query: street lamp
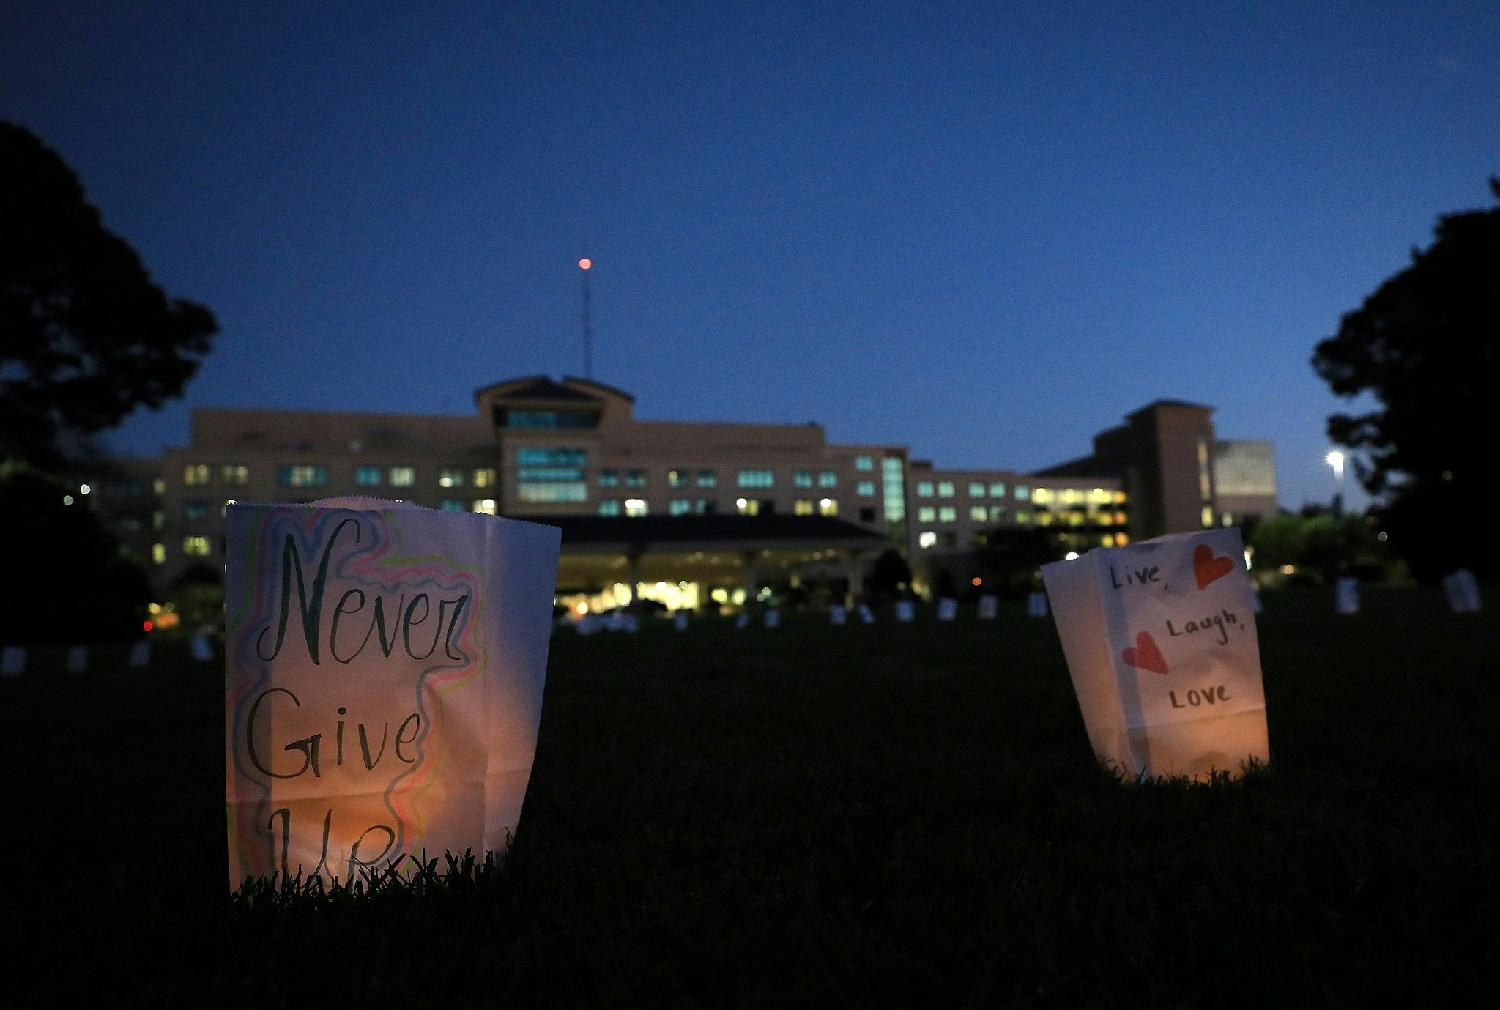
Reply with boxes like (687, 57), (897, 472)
(1325, 450), (1345, 520)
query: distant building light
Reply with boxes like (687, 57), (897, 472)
(1064, 551), (1080, 561)
(971, 577), (982, 587)
(62, 494), (74, 505)
(578, 258), (592, 270)
(79, 484), (91, 495)
(1280, 564), (1296, 575)
(1377, 531), (1388, 542)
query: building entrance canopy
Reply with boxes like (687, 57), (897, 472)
(532, 514), (889, 595)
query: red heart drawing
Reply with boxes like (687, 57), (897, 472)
(1193, 544), (1233, 590)
(1121, 630), (1168, 675)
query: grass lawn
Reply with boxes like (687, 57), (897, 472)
(2, 587), (1496, 1006)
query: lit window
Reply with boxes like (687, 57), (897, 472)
(916, 482), (934, 498)
(598, 499), (621, 516)
(1015, 485), (1030, 501)
(735, 497), (760, 516)
(626, 469), (647, 488)
(855, 455), (874, 471)
(501, 408), (596, 429)
(599, 470), (619, 487)
(625, 498), (648, 518)
(819, 498), (838, 516)
(1032, 488), (1054, 504)
(389, 466), (415, 487)
(793, 470), (813, 488)
(1089, 488), (1113, 505)
(472, 499), (497, 514)
(918, 531), (937, 549)
(438, 468), (465, 489)
(221, 465), (249, 486)
(969, 506), (987, 522)
(667, 469), (688, 488)
(1036, 512), (1054, 526)
(183, 464), (211, 486)
(818, 471), (837, 488)
(278, 465), (329, 488)
(355, 466), (382, 487)
(989, 481), (1006, 497)
(695, 470), (717, 488)
(517, 484), (587, 503)
(440, 500), (465, 512)
(518, 447), (588, 501)
(989, 506), (1007, 522)
(938, 507), (956, 523)
(856, 480), (875, 497)
(918, 506), (936, 522)
(182, 535), (211, 557)
(794, 499), (815, 516)
(473, 468), (496, 488)
(152, 478), (166, 495)
(151, 543), (166, 565)
(183, 500), (210, 521)
(882, 457), (906, 525)
(938, 482), (954, 498)
(737, 469), (774, 488)
(669, 499), (692, 516)
(1202, 506), (1215, 528)
(1015, 510), (1031, 524)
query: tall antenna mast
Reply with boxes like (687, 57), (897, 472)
(578, 256), (593, 379)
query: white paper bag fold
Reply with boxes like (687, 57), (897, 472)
(1442, 570), (1481, 613)
(1041, 528), (1269, 781)
(224, 501), (560, 887)
(1335, 577), (1359, 615)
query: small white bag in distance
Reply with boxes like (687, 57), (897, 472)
(1042, 528), (1269, 781)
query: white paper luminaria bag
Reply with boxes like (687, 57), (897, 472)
(224, 500), (560, 887)
(1041, 528), (1269, 781)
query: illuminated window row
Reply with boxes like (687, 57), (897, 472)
(184, 463), (249, 487)
(916, 481), (1030, 500)
(435, 499), (498, 514)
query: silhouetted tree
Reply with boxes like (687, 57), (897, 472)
(975, 527), (1059, 596)
(0, 471), (150, 644)
(1, 121), (216, 470)
(866, 548), (912, 603)
(1312, 177), (1499, 581)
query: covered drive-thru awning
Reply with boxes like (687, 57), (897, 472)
(521, 514), (891, 602)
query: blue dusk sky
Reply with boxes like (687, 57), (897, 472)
(4, 2), (1498, 512)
